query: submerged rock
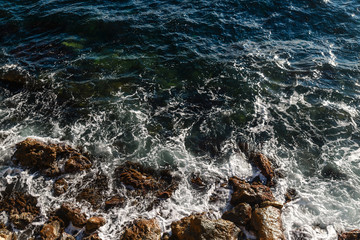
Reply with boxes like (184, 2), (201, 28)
(171, 214), (241, 240)
(251, 206), (285, 240)
(104, 196), (125, 211)
(76, 173), (109, 209)
(57, 203), (87, 228)
(339, 229), (360, 240)
(12, 138), (91, 177)
(39, 220), (61, 240)
(120, 218), (161, 240)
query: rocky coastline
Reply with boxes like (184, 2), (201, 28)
(0, 138), (357, 239)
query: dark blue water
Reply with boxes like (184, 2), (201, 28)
(0, 0), (360, 239)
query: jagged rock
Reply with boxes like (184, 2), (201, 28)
(285, 188), (298, 203)
(222, 203), (252, 227)
(0, 192), (39, 230)
(12, 138), (91, 176)
(260, 201), (283, 209)
(339, 229), (360, 240)
(83, 233), (102, 240)
(64, 153), (92, 173)
(0, 228), (15, 240)
(171, 214), (241, 240)
(59, 204), (87, 228)
(190, 173), (206, 189)
(120, 218), (161, 240)
(53, 178), (69, 196)
(76, 173), (109, 209)
(105, 196), (125, 210)
(10, 211), (35, 229)
(250, 153), (275, 185)
(251, 206), (285, 240)
(114, 161), (179, 199)
(40, 221), (61, 240)
(59, 232), (75, 240)
(85, 217), (106, 233)
(229, 177), (275, 206)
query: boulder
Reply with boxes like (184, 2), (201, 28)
(105, 196), (125, 210)
(64, 153), (92, 173)
(76, 174), (109, 209)
(59, 204), (87, 228)
(249, 153), (275, 185)
(118, 168), (157, 190)
(229, 177), (275, 206)
(222, 202), (252, 227)
(40, 221), (61, 240)
(59, 232), (75, 240)
(83, 233), (102, 240)
(260, 201), (283, 209)
(339, 229), (360, 240)
(12, 138), (92, 176)
(120, 218), (161, 240)
(10, 211), (35, 229)
(0, 228), (15, 240)
(53, 178), (69, 196)
(171, 214), (241, 240)
(251, 206), (285, 240)
(85, 217), (106, 233)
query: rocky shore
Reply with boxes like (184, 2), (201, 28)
(0, 138), (356, 239)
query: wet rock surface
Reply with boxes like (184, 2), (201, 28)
(0, 228), (15, 240)
(120, 218), (161, 240)
(0, 192), (40, 229)
(53, 178), (69, 196)
(39, 220), (61, 240)
(222, 203), (252, 227)
(249, 153), (275, 185)
(339, 229), (360, 240)
(104, 196), (125, 211)
(12, 138), (92, 177)
(57, 203), (87, 228)
(171, 213), (241, 240)
(76, 173), (109, 209)
(85, 217), (106, 233)
(251, 206), (285, 240)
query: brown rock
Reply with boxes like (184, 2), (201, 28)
(40, 221), (61, 240)
(285, 188), (298, 203)
(339, 229), (360, 240)
(59, 204), (87, 227)
(13, 138), (57, 174)
(76, 174), (109, 209)
(64, 153), (92, 173)
(120, 218), (161, 240)
(260, 201), (283, 209)
(105, 196), (125, 210)
(59, 232), (75, 240)
(250, 153), (275, 185)
(0, 228), (14, 240)
(251, 206), (285, 240)
(54, 178), (69, 196)
(83, 233), (102, 240)
(222, 202), (252, 227)
(10, 211), (35, 229)
(171, 214), (241, 240)
(229, 178), (275, 206)
(119, 168), (157, 190)
(85, 217), (106, 233)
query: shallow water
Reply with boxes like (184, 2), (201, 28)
(1, 0), (360, 239)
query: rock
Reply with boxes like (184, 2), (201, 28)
(0, 228), (14, 240)
(222, 202), (252, 227)
(105, 196), (125, 210)
(285, 188), (298, 203)
(76, 173), (109, 209)
(40, 221), (61, 240)
(229, 177), (275, 206)
(53, 178), (69, 196)
(64, 153), (92, 173)
(251, 206), (285, 240)
(250, 153), (275, 185)
(83, 233), (102, 240)
(12, 138), (91, 176)
(10, 211), (35, 229)
(120, 218), (161, 240)
(59, 232), (75, 240)
(171, 214), (241, 240)
(85, 217), (106, 233)
(260, 201), (283, 209)
(190, 173), (206, 189)
(339, 229), (360, 240)
(119, 168), (157, 190)
(59, 204), (87, 228)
